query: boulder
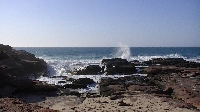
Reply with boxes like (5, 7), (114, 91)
(101, 58), (137, 75)
(101, 58), (128, 65)
(71, 58), (137, 75)
(62, 78), (95, 89)
(72, 65), (101, 75)
(73, 78), (95, 84)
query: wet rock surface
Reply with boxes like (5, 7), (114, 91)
(72, 65), (101, 75)
(73, 78), (95, 85)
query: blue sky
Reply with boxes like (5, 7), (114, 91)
(0, 0), (200, 47)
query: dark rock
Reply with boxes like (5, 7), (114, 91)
(68, 91), (81, 96)
(11, 78), (34, 90)
(152, 87), (173, 97)
(99, 85), (114, 97)
(164, 87), (174, 96)
(118, 100), (132, 106)
(98, 57), (200, 109)
(144, 58), (185, 66)
(72, 65), (101, 75)
(101, 58), (137, 75)
(110, 95), (123, 100)
(63, 84), (87, 89)
(99, 75), (152, 96)
(0, 44), (47, 78)
(130, 60), (140, 66)
(58, 81), (66, 83)
(0, 44), (12, 51)
(60, 90), (83, 97)
(143, 58), (200, 68)
(0, 51), (9, 60)
(101, 101), (108, 103)
(12, 80), (58, 94)
(71, 58), (137, 75)
(128, 85), (148, 91)
(0, 86), (16, 97)
(101, 58), (128, 65)
(73, 78), (95, 85)
(108, 85), (126, 91)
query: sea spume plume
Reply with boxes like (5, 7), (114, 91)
(115, 43), (131, 61)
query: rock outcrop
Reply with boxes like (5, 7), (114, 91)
(0, 44), (47, 78)
(99, 58), (200, 109)
(143, 58), (200, 68)
(71, 58), (137, 75)
(101, 58), (137, 75)
(62, 78), (95, 89)
(0, 44), (57, 97)
(72, 65), (101, 75)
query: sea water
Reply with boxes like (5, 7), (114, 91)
(15, 46), (200, 93)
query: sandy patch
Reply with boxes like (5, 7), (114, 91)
(36, 94), (197, 112)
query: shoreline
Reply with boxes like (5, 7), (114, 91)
(1, 44), (200, 111)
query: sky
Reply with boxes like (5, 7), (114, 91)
(0, 0), (200, 47)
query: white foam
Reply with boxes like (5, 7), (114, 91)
(35, 49), (199, 94)
(36, 74), (147, 93)
(131, 53), (186, 62)
(115, 43), (132, 61)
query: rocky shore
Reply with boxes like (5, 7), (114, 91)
(0, 44), (200, 112)
(0, 44), (58, 112)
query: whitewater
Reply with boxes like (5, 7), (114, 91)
(15, 46), (200, 93)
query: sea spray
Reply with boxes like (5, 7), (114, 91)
(14, 47), (199, 94)
(115, 43), (132, 61)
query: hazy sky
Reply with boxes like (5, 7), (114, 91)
(1, 0), (200, 47)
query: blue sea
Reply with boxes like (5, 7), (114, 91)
(14, 47), (200, 93)
(15, 47), (200, 76)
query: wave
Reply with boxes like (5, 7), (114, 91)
(35, 46), (199, 77)
(131, 53), (187, 62)
(36, 49), (199, 94)
(39, 55), (101, 76)
(41, 53), (192, 76)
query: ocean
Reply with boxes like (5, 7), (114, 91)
(15, 47), (200, 76)
(14, 47), (200, 93)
